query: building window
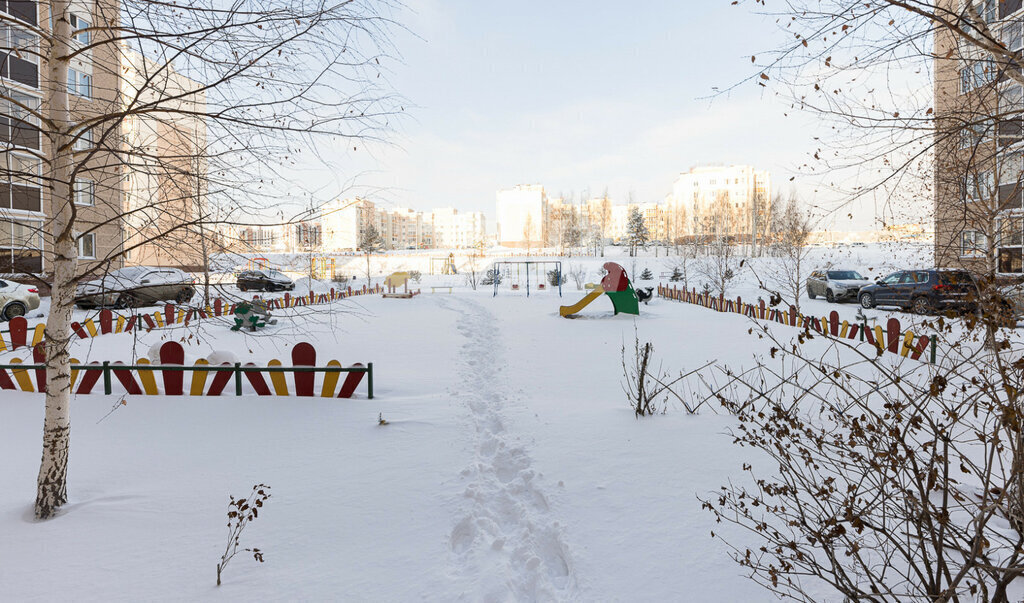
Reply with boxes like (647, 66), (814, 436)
(77, 232), (95, 259)
(998, 216), (1024, 272)
(978, 0), (997, 23)
(965, 169), (994, 202)
(961, 58), (997, 94)
(2, 1), (38, 27)
(961, 229), (987, 257)
(69, 13), (90, 45)
(0, 24), (40, 88)
(0, 217), (42, 273)
(67, 67), (91, 97)
(1000, 85), (1023, 146)
(74, 179), (94, 206)
(0, 88), (40, 150)
(73, 127), (93, 151)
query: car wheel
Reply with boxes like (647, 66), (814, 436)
(2, 301), (26, 321)
(238, 284), (248, 292)
(807, 289), (816, 299)
(175, 288), (194, 304)
(826, 289), (835, 304)
(859, 292), (875, 309)
(912, 296), (932, 315)
(117, 293), (140, 309)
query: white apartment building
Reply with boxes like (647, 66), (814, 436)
(321, 198), (485, 251)
(426, 207), (486, 248)
(669, 165), (771, 240)
(376, 207), (432, 250)
(495, 184), (548, 247)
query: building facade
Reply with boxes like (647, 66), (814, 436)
(933, 0), (1024, 276)
(1, 0), (124, 277)
(120, 49), (207, 270)
(669, 165), (771, 242)
(426, 207), (486, 248)
(495, 184), (548, 248)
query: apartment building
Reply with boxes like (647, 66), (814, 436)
(1, 0), (124, 276)
(120, 49), (207, 270)
(933, 0), (1024, 275)
(495, 184), (548, 248)
(426, 207), (485, 248)
(376, 207), (432, 249)
(669, 165), (771, 242)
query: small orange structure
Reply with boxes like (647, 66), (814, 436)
(383, 272), (414, 298)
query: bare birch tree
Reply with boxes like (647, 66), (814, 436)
(17, 0), (403, 519)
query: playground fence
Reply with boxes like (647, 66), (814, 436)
(657, 284), (938, 364)
(0, 341), (373, 398)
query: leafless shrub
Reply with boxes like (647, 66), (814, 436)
(700, 319), (1024, 601)
(622, 326), (713, 417)
(216, 484), (272, 586)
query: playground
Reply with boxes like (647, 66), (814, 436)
(0, 244), (986, 601)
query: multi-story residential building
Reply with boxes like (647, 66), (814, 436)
(495, 184), (548, 248)
(321, 197), (373, 251)
(1, 1), (124, 276)
(426, 207), (486, 248)
(933, 0), (1024, 275)
(283, 220), (321, 252)
(669, 165), (771, 242)
(120, 49), (207, 270)
(375, 207), (432, 249)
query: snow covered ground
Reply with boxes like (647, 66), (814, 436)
(0, 242), (994, 600)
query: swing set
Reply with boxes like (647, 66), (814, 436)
(491, 260), (562, 298)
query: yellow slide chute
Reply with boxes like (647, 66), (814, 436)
(559, 288), (604, 317)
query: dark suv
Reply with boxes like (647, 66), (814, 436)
(858, 269), (978, 315)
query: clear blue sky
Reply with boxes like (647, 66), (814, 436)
(308, 0), (924, 232)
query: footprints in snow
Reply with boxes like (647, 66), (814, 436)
(443, 297), (574, 598)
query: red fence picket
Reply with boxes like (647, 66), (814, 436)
(338, 363), (366, 398)
(9, 316), (26, 349)
(75, 362), (103, 394)
(32, 343), (45, 392)
(112, 361), (143, 395)
(244, 363), (272, 396)
(292, 342), (316, 397)
(887, 318), (901, 354)
(100, 309), (113, 334)
(206, 363), (234, 396)
(159, 341), (185, 395)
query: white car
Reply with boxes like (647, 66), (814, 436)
(806, 269), (871, 303)
(0, 278), (41, 321)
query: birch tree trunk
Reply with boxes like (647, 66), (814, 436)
(36, 1), (77, 520)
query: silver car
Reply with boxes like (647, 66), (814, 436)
(806, 269), (871, 303)
(0, 278), (41, 320)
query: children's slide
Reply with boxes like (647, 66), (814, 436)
(559, 288), (604, 317)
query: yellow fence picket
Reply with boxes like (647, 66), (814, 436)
(84, 318), (98, 337)
(901, 331), (915, 357)
(9, 358), (33, 392)
(190, 359), (210, 396)
(321, 360), (342, 397)
(267, 359), (289, 395)
(154, 312), (165, 328)
(136, 358), (159, 395)
(70, 357), (80, 390)
(116, 315), (125, 333)
(31, 323), (45, 346)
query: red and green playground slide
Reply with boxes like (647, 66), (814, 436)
(559, 262), (640, 318)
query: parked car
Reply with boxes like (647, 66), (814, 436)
(806, 269), (870, 303)
(236, 269), (295, 292)
(858, 269), (978, 315)
(0, 279), (40, 320)
(75, 266), (196, 309)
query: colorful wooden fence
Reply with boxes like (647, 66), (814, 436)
(0, 341), (373, 398)
(657, 284), (937, 363)
(0, 285), (384, 353)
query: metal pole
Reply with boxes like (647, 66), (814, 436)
(234, 362), (242, 395)
(367, 363), (374, 399)
(102, 361), (111, 395)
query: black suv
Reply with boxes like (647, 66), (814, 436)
(858, 269), (978, 315)
(236, 269), (295, 292)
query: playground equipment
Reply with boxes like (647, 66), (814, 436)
(310, 257), (336, 280)
(491, 260), (562, 298)
(559, 262), (639, 318)
(383, 271), (415, 298)
(430, 253), (458, 275)
(246, 257), (270, 271)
